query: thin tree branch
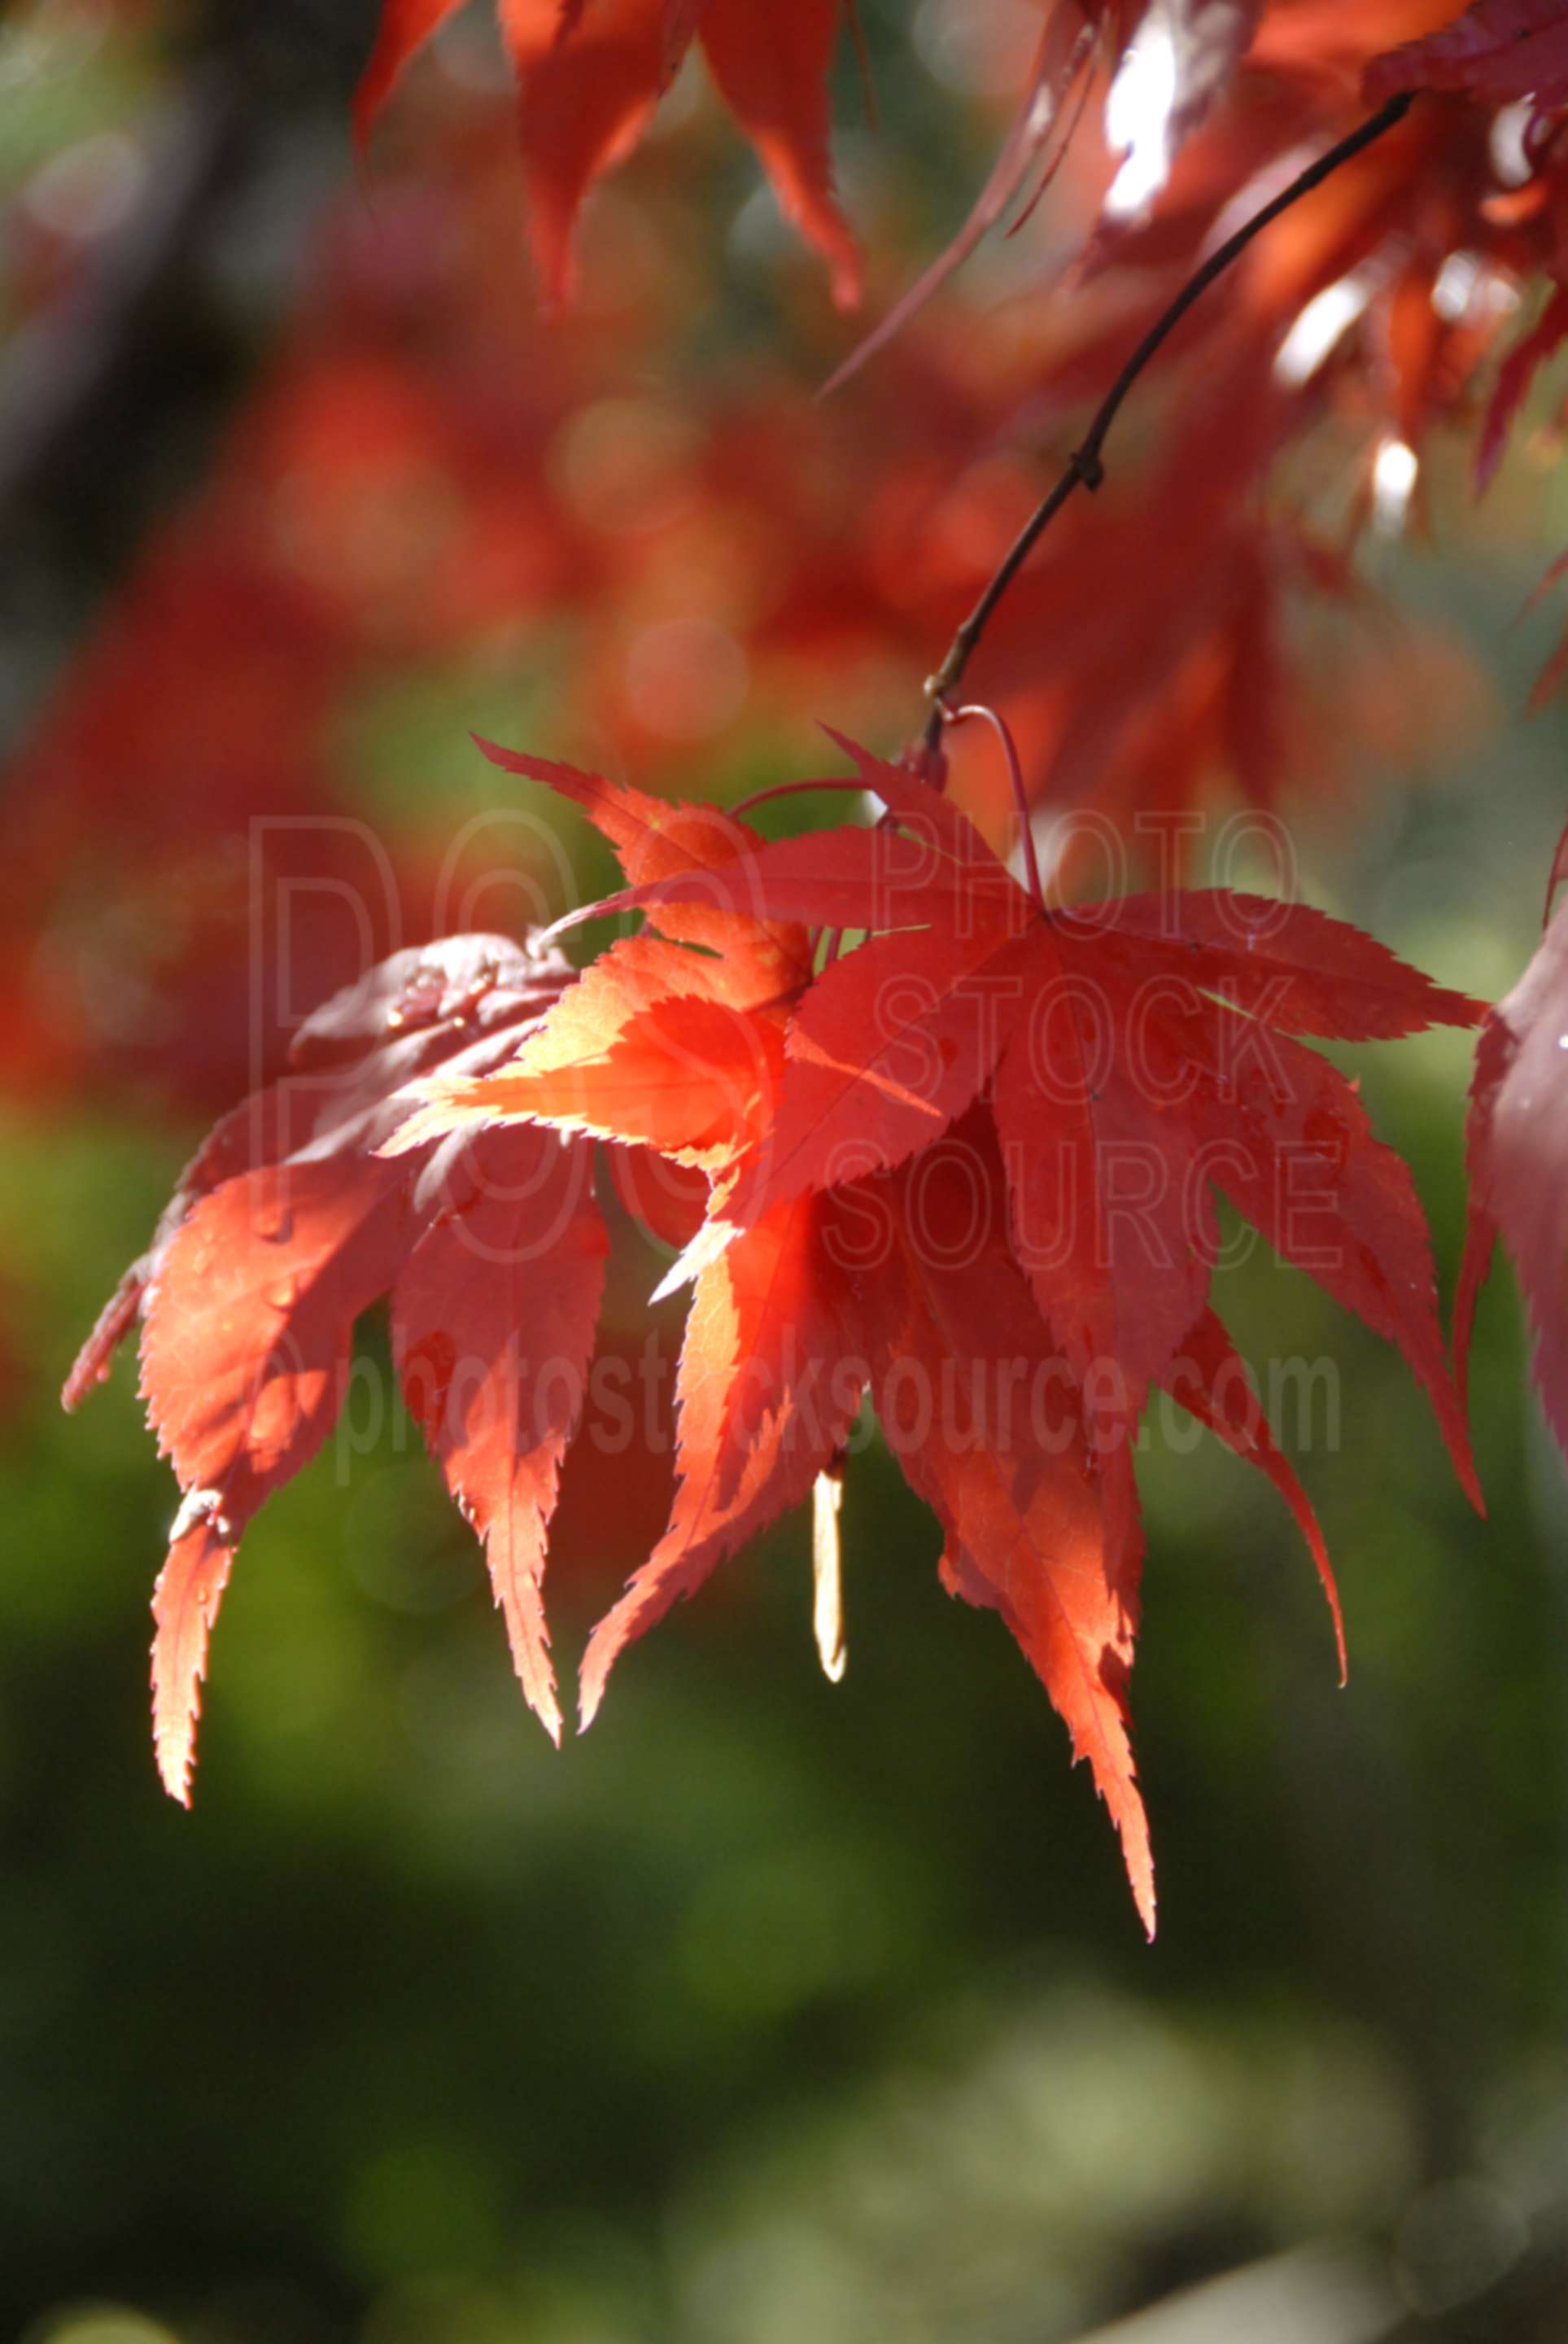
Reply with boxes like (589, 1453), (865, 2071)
(921, 92), (1416, 751)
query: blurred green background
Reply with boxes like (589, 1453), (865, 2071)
(5, 5), (1568, 2342)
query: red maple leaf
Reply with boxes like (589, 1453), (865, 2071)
(1366, 0), (1568, 107)
(389, 735), (1487, 1932)
(63, 934), (605, 1796)
(355, 0), (859, 306)
(575, 736), (1483, 1478)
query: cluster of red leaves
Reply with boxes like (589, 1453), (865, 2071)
(46, 0), (1568, 1931)
(71, 736), (1487, 1931)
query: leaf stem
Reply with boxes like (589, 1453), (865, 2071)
(945, 701), (1046, 912)
(730, 776), (872, 818)
(921, 91), (1415, 751)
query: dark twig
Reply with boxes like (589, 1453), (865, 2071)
(921, 93), (1415, 751)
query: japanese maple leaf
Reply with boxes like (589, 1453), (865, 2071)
(387, 740), (1442, 1935)
(1455, 879), (1568, 1459)
(63, 934), (607, 1797)
(1366, 0), (1568, 107)
(355, 0), (859, 307)
(581, 733), (1485, 1503)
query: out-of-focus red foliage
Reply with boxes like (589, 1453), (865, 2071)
(356, 0), (860, 307)
(11, 5), (1527, 1117)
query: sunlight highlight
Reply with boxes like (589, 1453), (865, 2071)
(813, 1471), (846, 1684)
(1275, 274), (1372, 387)
(1372, 437), (1418, 535)
(1104, 11), (1179, 220)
